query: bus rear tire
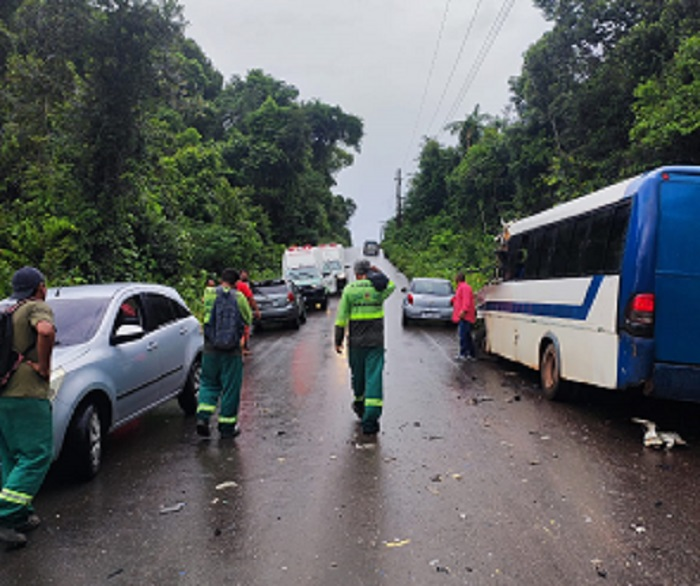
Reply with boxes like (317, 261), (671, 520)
(540, 342), (570, 401)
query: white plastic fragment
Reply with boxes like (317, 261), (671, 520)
(631, 418), (688, 449)
(159, 502), (185, 514)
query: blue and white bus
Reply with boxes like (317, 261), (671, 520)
(480, 166), (700, 402)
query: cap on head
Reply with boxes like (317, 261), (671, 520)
(354, 259), (371, 275)
(11, 266), (46, 300)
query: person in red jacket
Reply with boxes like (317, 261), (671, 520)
(452, 271), (476, 361)
(236, 269), (260, 355)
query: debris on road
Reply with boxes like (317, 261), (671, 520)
(631, 418), (688, 449)
(215, 481), (239, 490)
(355, 442), (376, 450)
(159, 502), (185, 514)
(469, 394), (494, 405)
(384, 538), (411, 548)
(429, 559), (451, 574)
(630, 523), (646, 534)
(591, 559), (607, 578)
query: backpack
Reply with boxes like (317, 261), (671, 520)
(204, 287), (244, 351)
(367, 269), (389, 292)
(0, 301), (31, 389)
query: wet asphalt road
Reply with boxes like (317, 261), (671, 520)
(2, 252), (700, 585)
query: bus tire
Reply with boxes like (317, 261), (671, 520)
(540, 342), (570, 401)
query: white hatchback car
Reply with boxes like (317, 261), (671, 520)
(45, 283), (203, 480)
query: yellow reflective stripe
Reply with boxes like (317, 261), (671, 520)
(197, 404), (216, 413)
(365, 398), (383, 407)
(218, 416), (237, 424)
(350, 312), (384, 320)
(0, 488), (32, 506)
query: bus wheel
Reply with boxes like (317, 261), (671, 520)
(540, 342), (569, 401)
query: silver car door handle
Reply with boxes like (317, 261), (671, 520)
(147, 341), (158, 351)
(179, 326), (188, 335)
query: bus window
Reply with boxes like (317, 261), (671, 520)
(536, 228), (556, 279)
(552, 220), (576, 278)
(583, 208), (614, 274)
(508, 234), (526, 280)
(524, 230), (540, 278)
(604, 201), (631, 272)
(568, 216), (590, 277)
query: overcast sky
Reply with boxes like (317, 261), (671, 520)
(178, 1), (551, 246)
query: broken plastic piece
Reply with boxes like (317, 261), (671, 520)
(631, 418), (688, 449)
(159, 502), (185, 514)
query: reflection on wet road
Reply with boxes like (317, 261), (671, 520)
(2, 253), (700, 585)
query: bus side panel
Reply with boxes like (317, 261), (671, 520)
(616, 178), (659, 388)
(617, 334), (655, 389)
(483, 277), (619, 388)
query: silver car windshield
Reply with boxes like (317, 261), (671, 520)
(48, 298), (111, 346)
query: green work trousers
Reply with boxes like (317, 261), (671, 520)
(0, 397), (53, 529)
(197, 351), (244, 433)
(348, 346), (385, 425)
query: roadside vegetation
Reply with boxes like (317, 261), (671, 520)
(0, 1), (362, 311)
(382, 0), (700, 291)
(2, 2), (699, 306)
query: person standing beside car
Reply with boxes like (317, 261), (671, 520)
(197, 268), (252, 439)
(237, 269), (261, 355)
(0, 267), (56, 550)
(452, 271), (476, 361)
(334, 260), (395, 435)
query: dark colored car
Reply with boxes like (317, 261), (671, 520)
(285, 266), (329, 310)
(363, 240), (380, 256)
(252, 279), (307, 330)
(401, 278), (455, 326)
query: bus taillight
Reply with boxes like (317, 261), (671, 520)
(625, 293), (655, 336)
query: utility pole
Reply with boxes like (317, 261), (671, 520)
(395, 168), (402, 227)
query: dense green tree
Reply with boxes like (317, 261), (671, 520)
(630, 34), (700, 167)
(384, 0), (700, 288)
(0, 0), (363, 302)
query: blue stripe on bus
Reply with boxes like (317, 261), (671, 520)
(482, 275), (604, 320)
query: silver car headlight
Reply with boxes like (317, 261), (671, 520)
(49, 367), (66, 401)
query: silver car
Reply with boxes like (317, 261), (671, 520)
(46, 283), (203, 480)
(401, 278), (455, 326)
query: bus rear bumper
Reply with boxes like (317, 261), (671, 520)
(651, 363), (700, 402)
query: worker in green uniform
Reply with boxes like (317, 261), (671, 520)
(335, 259), (395, 435)
(0, 267), (56, 550)
(196, 268), (252, 439)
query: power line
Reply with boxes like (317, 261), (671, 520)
(425, 0), (484, 138)
(440, 0), (515, 133)
(401, 0), (453, 171)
